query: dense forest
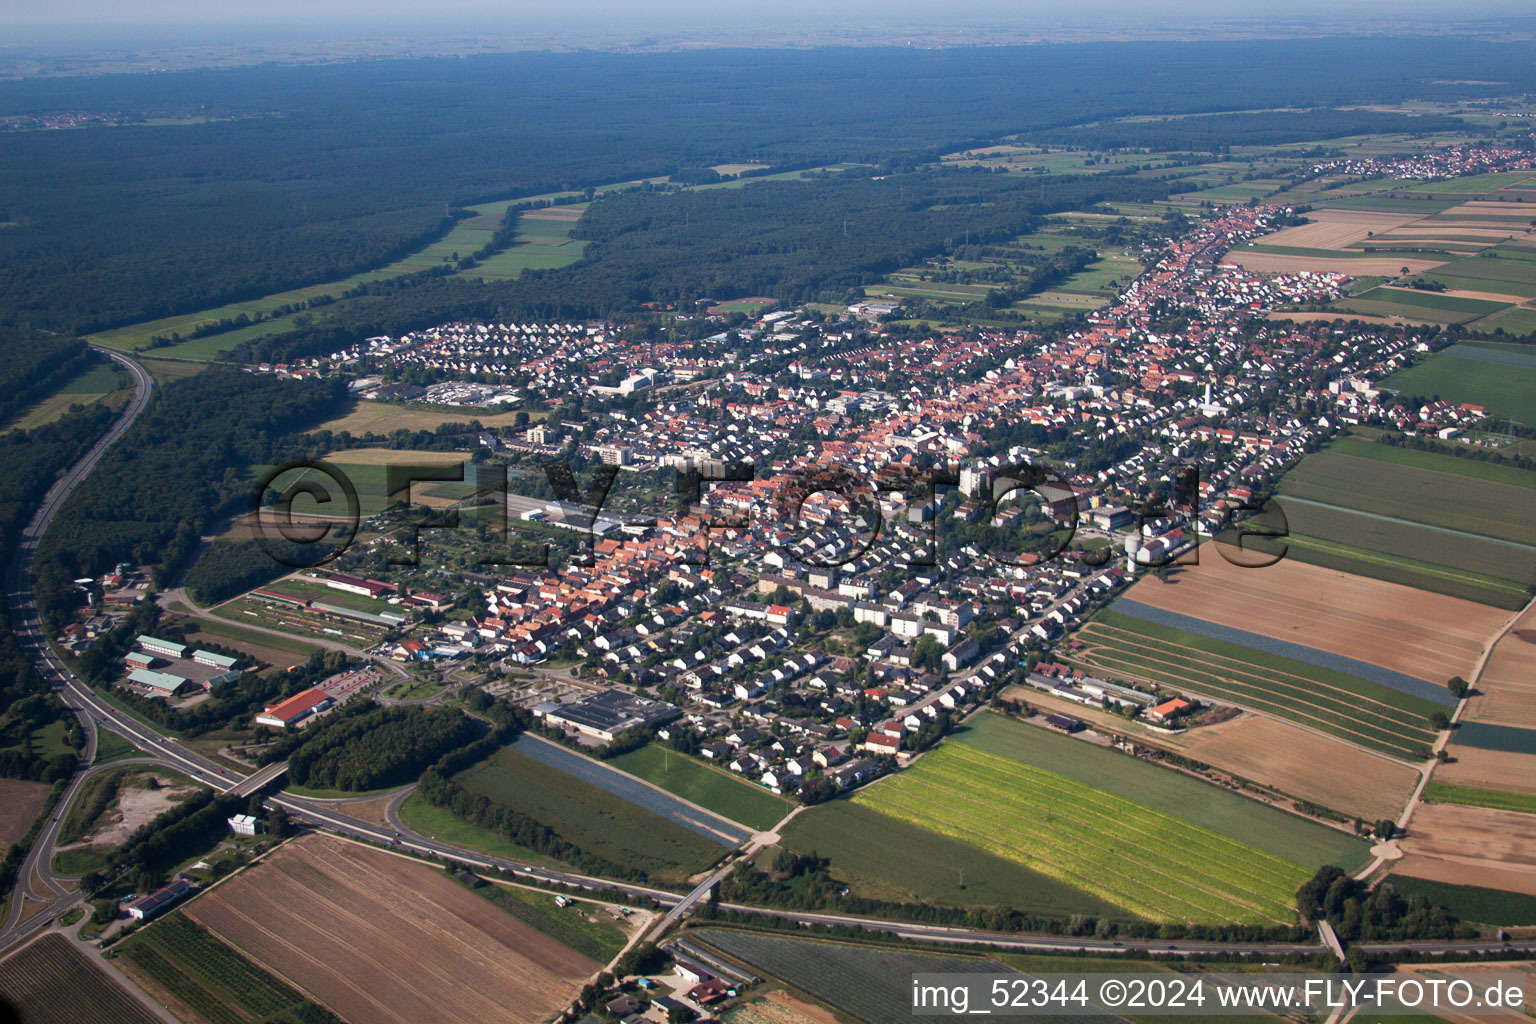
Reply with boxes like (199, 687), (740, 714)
(31, 368), (348, 627)
(183, 537), (340, 606)
(1025, 108), (1472, 153)
(1, 40), (1533, 331)
(284, 706), (481, 792)
(0, 405), (118, 782)
(231, 168), (1170, 363)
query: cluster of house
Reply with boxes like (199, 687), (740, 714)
(1305, 142), (1536, 185)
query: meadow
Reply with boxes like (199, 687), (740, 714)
(607, 743), (795, 831)
(457, 746), (728, 883)
(0, 934), (164, 1024)
(1072, 611), (1441, 759)
(469, 879), (629, 963)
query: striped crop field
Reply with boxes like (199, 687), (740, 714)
(1068, 614), (1440, 760)
(853, 742), (1308, 924)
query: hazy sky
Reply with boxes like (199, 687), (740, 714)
(9, 0), (1535, 29)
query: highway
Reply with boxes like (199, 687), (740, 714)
(1, 347), (1524, 965)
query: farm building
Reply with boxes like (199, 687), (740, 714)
(537, 688), (678, 742)
(324, 573), (395, 598)
(254, 688), (334, 729)
(1043, 713), (1086, 733)
(193, 649), (239, 671)
(1149, 698), (1192, 724)
(250, 588), (307, 609)
(127, 668), (190, 696)
(127, 879), (193, 921)
(137, 635), (187, 659)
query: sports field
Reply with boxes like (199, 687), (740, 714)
(457, 745), (729, 882)
(185, 835), (599, 1024)
(851, 739), (1307, 923)
(0, 934), (163, 1024)
(607, 743), (794, 831)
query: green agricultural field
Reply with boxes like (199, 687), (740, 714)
(1237, 244), (1402, 260)
(607, 744), (793, 831)
(691, 929), (1072, 1024)
(1384, 346), (1536, 435)
(118, 913), (340, 1024)
(1277, 449), (1536, 548)
(1425, 275), (1536, 299)
(1316, 196), (1461, 214)
(1253, 528), (1530, 609)
(1424, 781), (1536, 815)
(456, 747), (726, 883)
(1328, 299), (1478, 325)
(956, 715), (1367, 869)
(1405, 172), (1536, 195)
(778, 799), (1125, 918)
(1170, 182), (1279, 203)
(467, 879), (628, 963)
(1350, 287), (1512, 316)
(0, 934), (164, 1024)
(1073, 611), (1441, 759)
(1477, 305), (1536, 337)
(1322, 436), (1536, 489)
(853, 740), (1309, 923)
(1385, 875), (1536, 926)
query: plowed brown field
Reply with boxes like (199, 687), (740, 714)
(1127, 556), (1504, 686)
(1397, 803), (1536, 896)
(185, 836), (598, 1024)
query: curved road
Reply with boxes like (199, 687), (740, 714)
(5, 347), (1530, 964)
